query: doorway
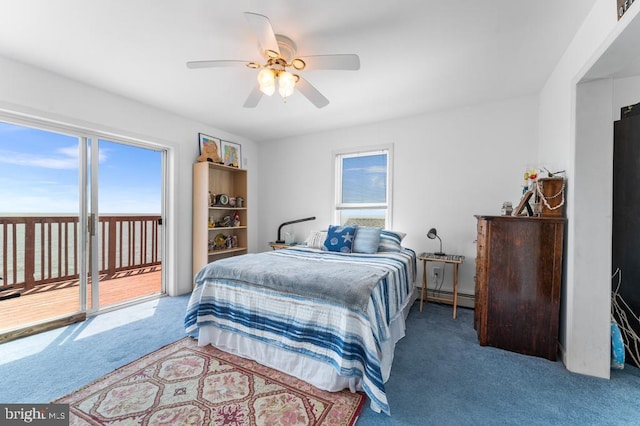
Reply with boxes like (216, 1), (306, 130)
(612, 111), (640, 367)
(0, 120), (166, 340)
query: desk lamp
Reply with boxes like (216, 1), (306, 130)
(276, 216), (316, 243)
(427, 228), (446, 256)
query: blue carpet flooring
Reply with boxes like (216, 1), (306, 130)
(1, 294), (639, 425)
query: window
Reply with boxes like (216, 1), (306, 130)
(334, 145), (392, 228)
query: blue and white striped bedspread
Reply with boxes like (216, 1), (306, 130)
(184, 246), (417, 415)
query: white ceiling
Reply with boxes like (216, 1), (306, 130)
(0, 0), (598, 142)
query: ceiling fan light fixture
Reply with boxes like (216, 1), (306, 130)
(278, 70), (296, 99)
(257, 68), (276, 96)
(291, 58), (306, 70)
(187, 13), (359, 109)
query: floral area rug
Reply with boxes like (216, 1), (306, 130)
(54, 337), (365, 425)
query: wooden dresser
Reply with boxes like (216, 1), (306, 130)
(474, 215), (565, 360)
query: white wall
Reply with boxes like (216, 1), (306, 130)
(0, 55), (259, 297)
(538, 0), (618, 168)
(538, 0), (640, 378)
(613, 75), (640, 117)
(257, 95), (539, 297)
(572, 79), (614, 378)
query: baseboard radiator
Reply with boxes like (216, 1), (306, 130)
(414, 286), (475, 309)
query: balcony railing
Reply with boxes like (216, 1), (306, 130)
(0, 215), (161, 291)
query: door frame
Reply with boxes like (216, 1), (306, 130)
(0, 110), (170, 322)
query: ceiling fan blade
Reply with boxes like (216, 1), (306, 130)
(298, 54), (360, 71)
(243, 86), (263, 108)
(296, 77), (329, 108)
(186, 60), (249, 69)
(244, 12), (280, 56)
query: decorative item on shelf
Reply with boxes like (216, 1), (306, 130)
(501, 202), (513, 216)
(275, 216), (316, 243)
(232, 211), (241, 227)
(236, 197), (244, 208)
(221, 140), (242, 168)
(218, 215), (231, 228)
(208, 191), (215, 206)
(198, 133), (223, 164)
(231, 235), (238, 248)
(229, 197), (236, 207)
(426, 228), (445, 256)
(208, 216), (215, 228)
(214, 233), (227, 249)
(216, 194), (229, 206)
(618, 0), (636, 20)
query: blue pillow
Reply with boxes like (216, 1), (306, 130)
(323, 225), (357, 253)
(353, 226), (382, 254)
(378, 230), (404, 252)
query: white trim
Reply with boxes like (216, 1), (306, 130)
(90, 137), (100, 313)
(78, 137), (89, 313)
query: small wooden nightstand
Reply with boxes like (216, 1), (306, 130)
(268, 242), (298, 250)
(418, 252), (465, 319)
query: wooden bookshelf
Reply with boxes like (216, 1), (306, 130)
(192, 162), (248, 280)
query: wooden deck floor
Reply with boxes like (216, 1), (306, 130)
(0, 266), (162, 338)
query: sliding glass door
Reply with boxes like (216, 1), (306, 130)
(0, 120), (165, 337)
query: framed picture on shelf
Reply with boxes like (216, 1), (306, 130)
(198, 133), (222, 163)
(221, 140), (242, 168)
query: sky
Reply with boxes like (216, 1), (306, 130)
(342, 153), (387, 204)
(0, 120), (384, 217)
(0, 121), (161, 214)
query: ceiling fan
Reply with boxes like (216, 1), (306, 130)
(186, 12), (360, 109)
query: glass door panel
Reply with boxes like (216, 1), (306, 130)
(0, 121), (83, 332)
(91, 139), (163, 310)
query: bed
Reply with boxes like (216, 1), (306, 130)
(184, 230), (416, 415)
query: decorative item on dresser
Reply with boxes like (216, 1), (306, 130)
(474, 215), (565, 360)
(535, 177), (565, 217)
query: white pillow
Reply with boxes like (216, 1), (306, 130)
(304, 231), (328, 249)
